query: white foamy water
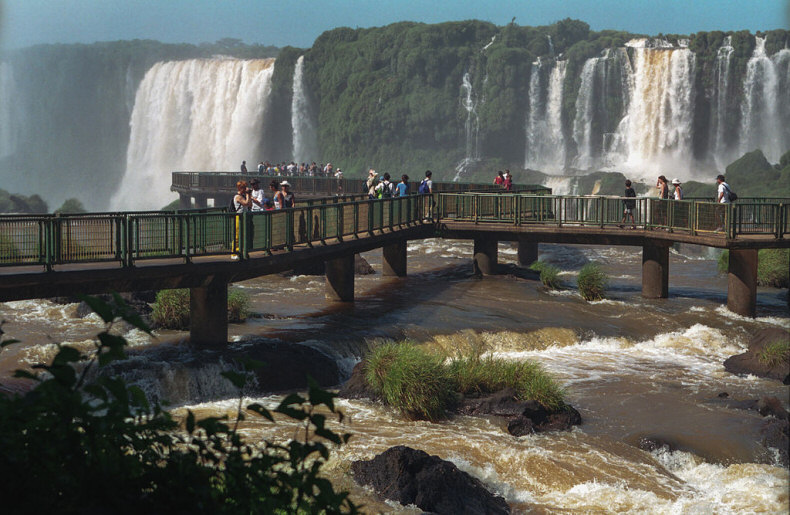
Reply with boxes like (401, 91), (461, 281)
(291, 55), (318, 162)
(113, 58), (275, 210)
(0, 61), (18, 159)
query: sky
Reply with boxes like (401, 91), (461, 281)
(0, 0), (788, 50)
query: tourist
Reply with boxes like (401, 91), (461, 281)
(494, 171), (504, 186)
(672, 178), (683, 200)
(418, 170), (433, 194)
(367, 169), (379, 199)
(335, 168), (343, 193)
(656, 175), (669, 199)
(231, 180), (252, 260)
(240, 160), (248, 174)
(281, 180), (295, 208)
(257, 161), (265, 174)
(619, 179), (637, 229)
(270, 179), (283, 209)
(375, 173), (395, 198)
(250, 179), (264, 211)
(263, 199), (274, 211)
(716, 174), (733, 204)
(504, 170), (513, 192)
(396, 174), (409, 196)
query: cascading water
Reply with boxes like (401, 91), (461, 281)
(112, 58), (275, 210)
(291, 55), (318, 164)
(739, 37), (790, 163)
(709, 36), (735, 167)
(525, 58), (567, 172)
(453, 71), (482, 181)
(0, 62), (17, 160)
(616, 39), (696, 177)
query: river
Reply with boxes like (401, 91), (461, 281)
(0, 239), (787, 512)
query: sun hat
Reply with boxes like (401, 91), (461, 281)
(672, 178), (681, 185)
(280, 180), (290, 187)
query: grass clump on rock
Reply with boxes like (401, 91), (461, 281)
(577, 262), (607, 301)
(758, 340), (790, 368)
(152, 288), (251, 329)
(529, 260), (561, 289)
(363, 342), (565, 421)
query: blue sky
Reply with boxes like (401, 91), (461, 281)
(1, 0), (787, 50)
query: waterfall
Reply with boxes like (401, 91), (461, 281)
(0, 62), (18, 159)
(112, 58), (275, 210)
(616, 40), (696, 176)
(739, 36), (790, 163)
(291, 55), (318, 163)
(709, 36), (735, 167)
(525, 58), (567, 172)
(453, 71), (482, 181)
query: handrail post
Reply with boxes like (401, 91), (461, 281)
(286, 210), (294, 250)
(184, 214), (191, 263)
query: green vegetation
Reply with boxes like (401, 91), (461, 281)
(152, 288), (252, 329)
(717, 249), (790, 288)
(758, 340), (790, 368)
(724, 149), (790, 198)
(363, 342), (565, 421)
(0, 294), (356, 513)
(54, 198), (86, 214)
(0, 188), (48, 213)
(577, 262), (607, 301)
(529, 260), (562, 289)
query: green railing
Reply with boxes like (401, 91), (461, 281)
(0, 195), (433, 269)
(438, 193), (787, 238)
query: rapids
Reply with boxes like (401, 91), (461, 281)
(0, 238), (787, 512)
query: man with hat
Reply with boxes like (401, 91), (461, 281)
(366, 169), (378, 199)
(280, 180), (295, 208)
(671, 178), (683, 200)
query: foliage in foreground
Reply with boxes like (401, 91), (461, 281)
(718, 249), (790, 288)
(577, 262), (608, 301)
(529, 260), (562, 289)
(0, 294), (356, 514)
(152, 288), (251, 329)
(364, 342), (565, 421)
(758, 340), (790, 368)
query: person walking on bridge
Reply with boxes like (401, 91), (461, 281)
(240, 161), (248, 174)
(672, 178), (683, 200)
(619, 179), (637, 229)
(231, 180), (252, 260)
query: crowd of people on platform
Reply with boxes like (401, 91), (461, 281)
(240, 160), (344, 178)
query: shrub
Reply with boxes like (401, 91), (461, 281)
(0, 294), (357, 514)
(151, 289), (190, 329)
(363, 342), (566, 420)
(55, 198), (86, 213)
(529, 260), (562, 289)
(152, 288), (252, 329)
(364, 342), (454, 421)
(577, 262), (607, 301)
(228, 288), (251, 322)
(758, 340), (790, 367)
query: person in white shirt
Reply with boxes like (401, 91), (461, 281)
(671, 178), (683, 200)
(250, 179), (264, 211)
(716, 174), (731, 204)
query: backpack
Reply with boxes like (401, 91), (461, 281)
(724, 184), (738, 202)
(418, 179), (430, 194)
(381, 182), (393, 198)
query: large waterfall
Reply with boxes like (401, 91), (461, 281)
(710, 36), (735, 167)
(454, 71), (482, 181)
(524, 58), (567, 172)
(740, 37), (790, 163)
(291, 56), (318, 163)
(0, 62), (17, 160)
(113, 58), (275, 210)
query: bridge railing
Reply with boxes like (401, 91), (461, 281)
(437, 193), (786, 238)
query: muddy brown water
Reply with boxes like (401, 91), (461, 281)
(1, 239), (788, 512)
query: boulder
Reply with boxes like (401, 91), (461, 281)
(352, 446), (510, 514)
(723, 328), (790, 384)
(336, 361), (378, 400)
(458, 389), (581, 436)
(760, 418), (789, 468)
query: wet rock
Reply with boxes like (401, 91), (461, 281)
(637, 436), (679, 453)
(458, 389), (581, 435)
(336, 361), (378, 400)
(723, 328), (790, 384)
(353, 254), (375, 275)
(757, 396), (789, 420)
(351, 445), (510, 515)
(760, 418), (789, 467)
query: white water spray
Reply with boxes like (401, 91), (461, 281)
(113, 58), (275, 210)
(525, 59), (567, 172)
(0, 62), (18, 159)
(710, 36), (735, 167)
(454, 71), (482, 181)
(291, 55), (318, 163)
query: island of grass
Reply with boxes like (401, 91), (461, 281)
(342, 342), (580, 435)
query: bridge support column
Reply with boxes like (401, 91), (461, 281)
(473, 237), (498, 275)
(190, 281), (228, 346)
(326, 253), (355, 301)
(517, 238), (538, 267)
(194, 195), (208, 208)
(642, 243), (669, 298)
(382, 240), (407, 277)
(727, 249), (758, 317)
(179, 194), (191, 210)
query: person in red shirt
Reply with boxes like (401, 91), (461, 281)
(503, 170), (513, 191)
(494, 171), (505, 186)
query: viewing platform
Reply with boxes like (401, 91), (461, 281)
(0, 174), (787, 344)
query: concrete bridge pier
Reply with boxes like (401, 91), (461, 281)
(326, 253), (355, 301)
(194, 195), (208, 209)
(517, 238), (538, 267)
(382, 240), (408, 277)
(642, 243), (670, 298)
(473, 237), (498, 275)
(727, 249), (758, 317)
(179, 193), (191, 209)
(190, 280), (228, 346)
